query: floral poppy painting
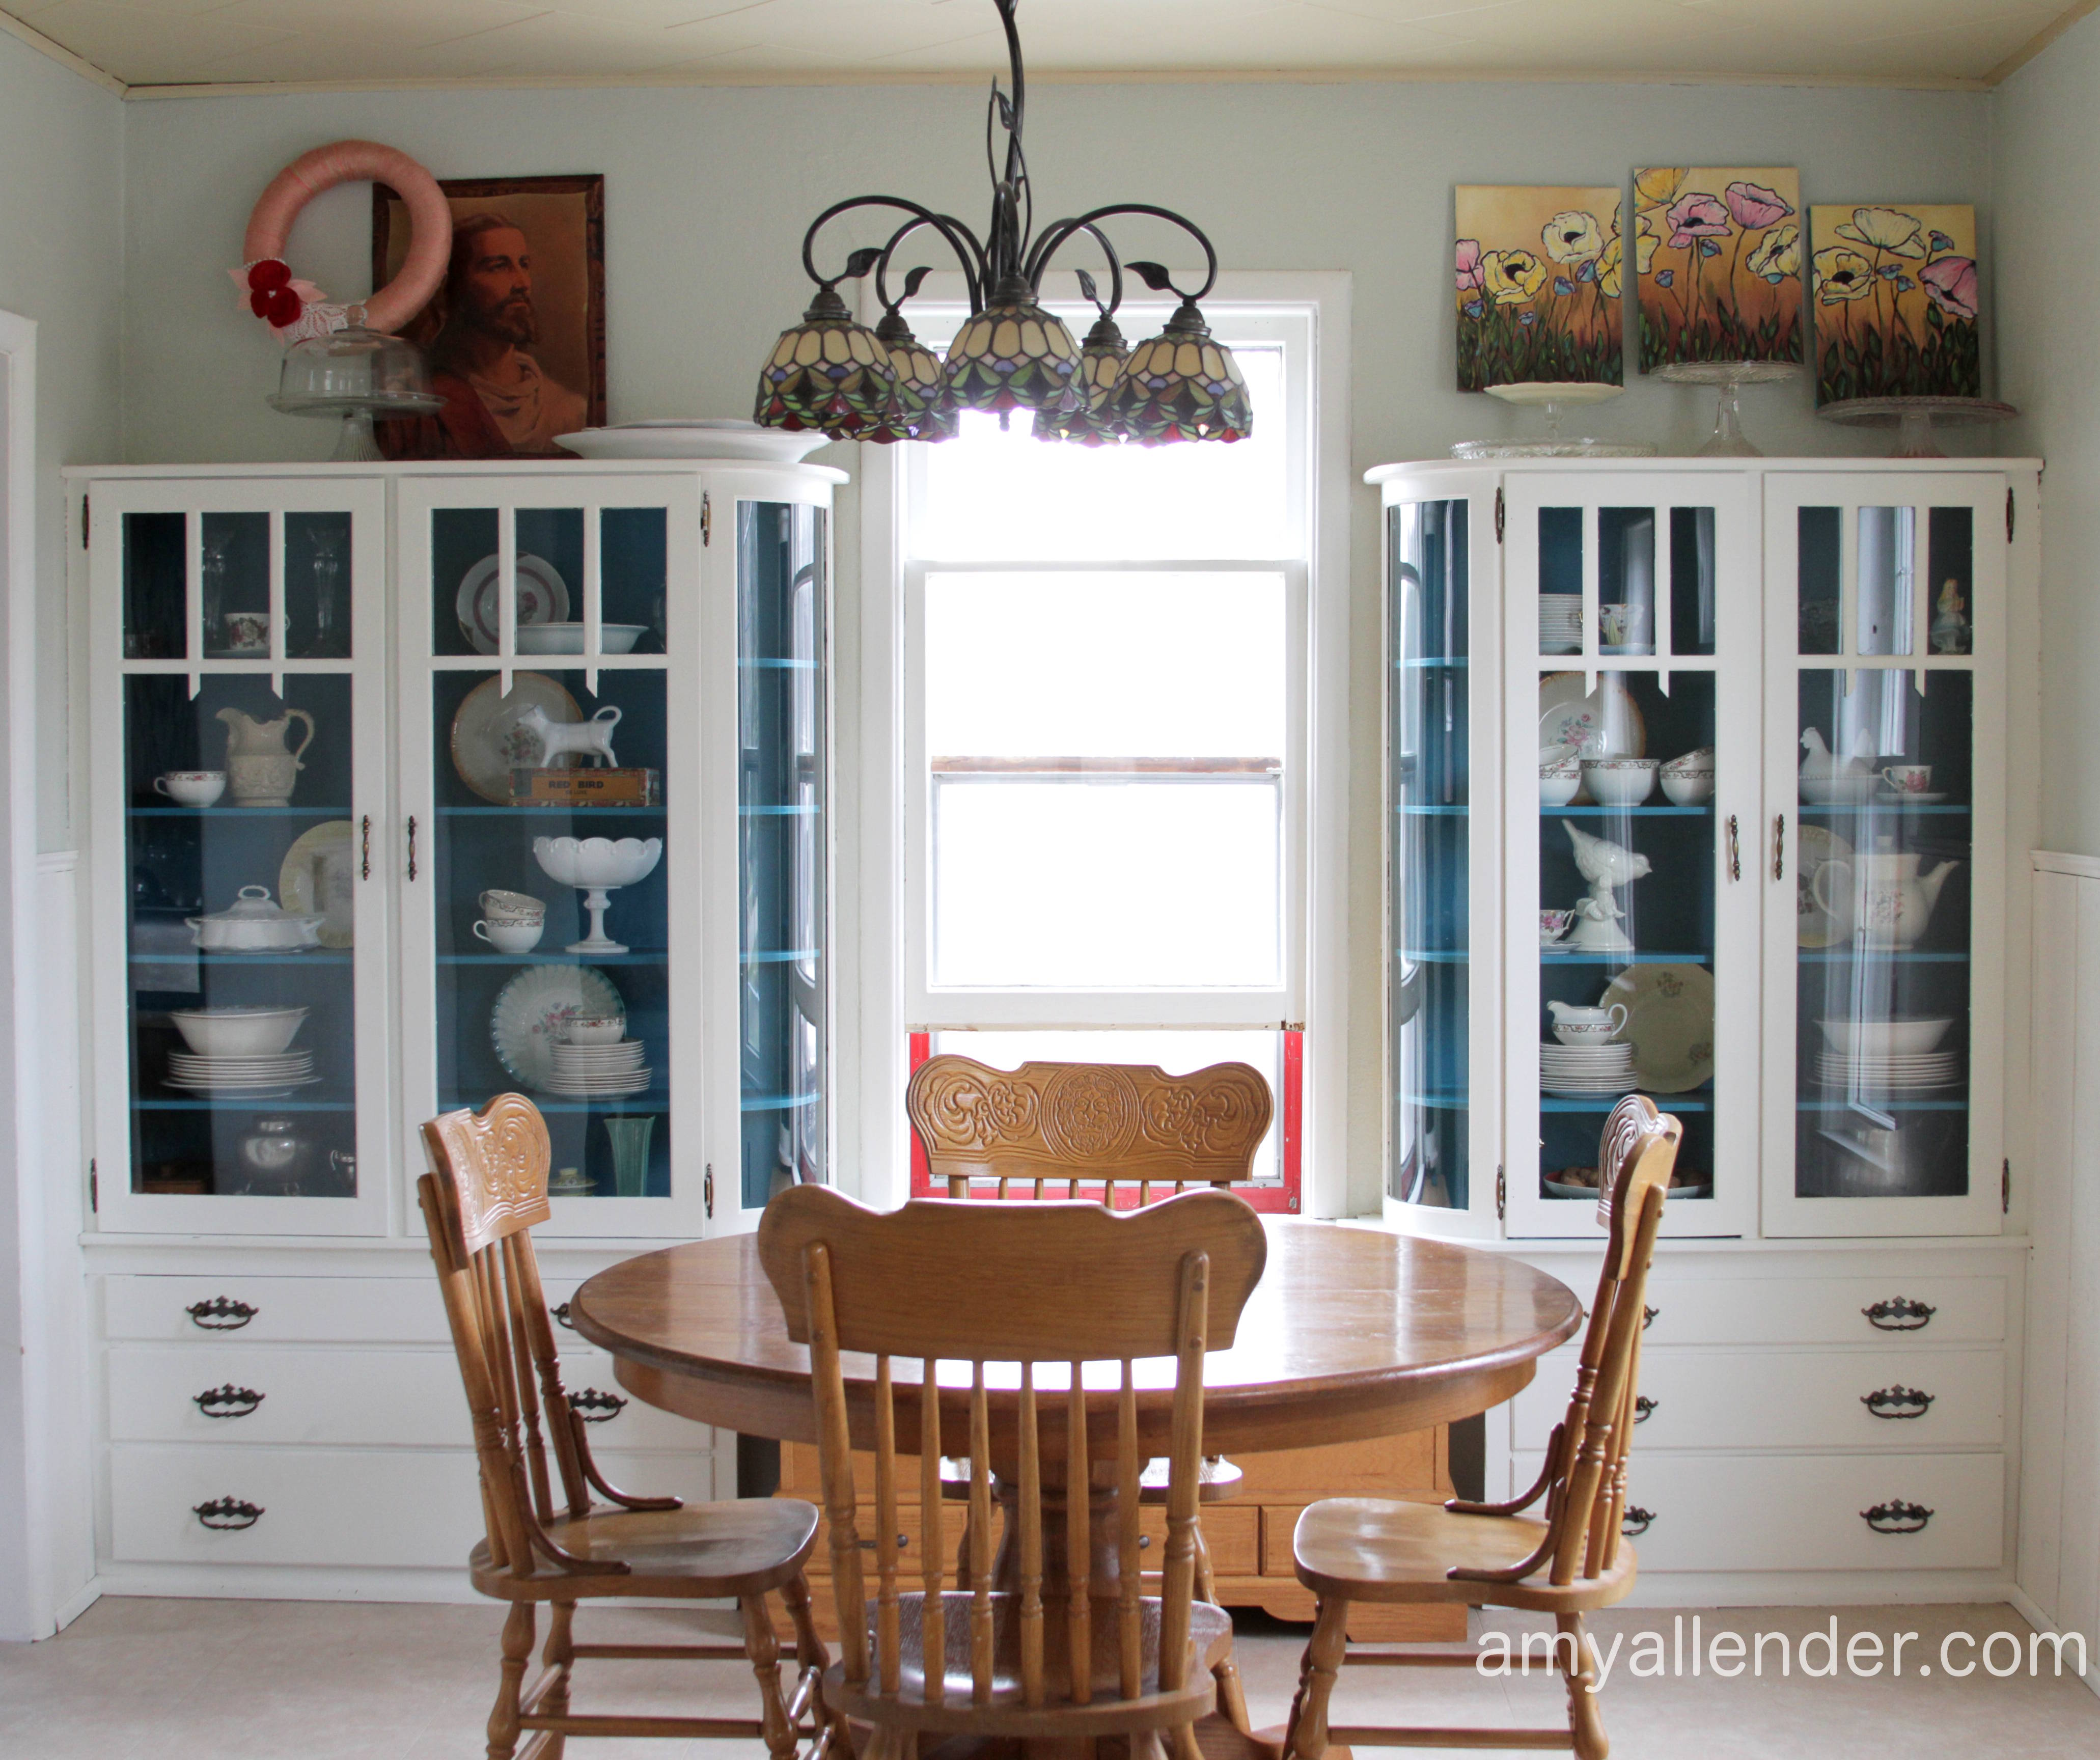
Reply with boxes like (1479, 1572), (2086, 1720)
(1808, 204), (1979, 403)
(1633, 167), (1802, 369)
(1455, 184), (1625, 392)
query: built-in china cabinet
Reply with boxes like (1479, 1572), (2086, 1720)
(1375, 456), (2039, 1605)
(69, 457), (836, 1596)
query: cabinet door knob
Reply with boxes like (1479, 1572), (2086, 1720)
(1621, 1506), (1654, 1537)
(1862, 1297), (1936, 1332)
(193, 1384), (265, 1419)
(1634, 1395), (1658, 1423)
(185, 1297), (257, 1330)
(1862, 1500), (1932, 1535)
(1862, 1385), (1935, 1420)
(570, 1388), (627, 1424)
(194, 1497), (264, 1530)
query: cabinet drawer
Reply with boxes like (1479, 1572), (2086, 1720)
(1148, 1504), (1258, 1577)
(1512, 1349), (2004, 1451)
(1509, 1449), (2003, 1573)
(106, 1345), (712, 1454)
(1232, 1433), (1443, 1500)
(801, 1501), (972, 1580)
(1621, 1276), (2006, 1349)
(107, 1443), (717, 1567)
(105, 1276), (453, 1344)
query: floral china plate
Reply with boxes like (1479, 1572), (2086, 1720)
(490, 965), (624, 1089)
(456, 553), (570, 655)
(450, 672), (584, 805)
(1601, 962), (1714, 1093)
(1538, 672), (1646, 760)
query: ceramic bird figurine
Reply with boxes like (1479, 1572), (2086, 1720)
(1800, 726), (1874, 779)
(1562, 819), (1651, 953)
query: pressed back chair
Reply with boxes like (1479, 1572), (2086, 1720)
(907, 1053), (1274, 1725)
(1280, 1095), (1682, 1760)
(757, 1183), (1268, 1760)
(419, 1094), (834, 1760)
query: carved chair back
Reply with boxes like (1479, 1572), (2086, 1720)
(418, 1094), (603, 1583)
(1535, 1095), (1679, 1586)
(757, 1185), (1267, 1711)
(907, 1055), (1274, 1204)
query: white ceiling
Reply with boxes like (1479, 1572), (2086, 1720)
(3, 0), (2082, 94)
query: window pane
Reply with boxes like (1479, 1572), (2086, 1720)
(926, 571), (1285, 759)
(930, 1029), (1282, 1184)
(914, 346), (1287, 561)
(932, 778), (1280, 987)
(1857, 506), (1916, 656)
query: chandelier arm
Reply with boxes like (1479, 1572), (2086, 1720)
(800, 196), (989, 308)
(1024, 204), (1221, 301)
(1060, 221), (1124, 316)
(996, 0), (1026, 182)
(871, 213), (986, 314)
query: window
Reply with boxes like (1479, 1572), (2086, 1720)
(882, 283), (1341, 1209)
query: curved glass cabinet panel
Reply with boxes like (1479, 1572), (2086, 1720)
(738, 501), (828, 1208)
(1389, 498), (1473, 1211)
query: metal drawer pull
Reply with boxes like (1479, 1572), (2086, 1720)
(194, 1497), (264, 1530)
(1622, 1506), (1654, 1537)
(1862, 1385), (1936, 1420)
(193, 1385), (265, 1419)
(1634, 1395), (1658, 1423)
(1862, 1501), (1933, 1535)
(551, 1301), (575, 1330)
(571, 1388), (627, 1423)
(1862, 1297), (1936, 1332)
(185, 1297), (258, 1330)
(360, 814), (371, 880)
(859, 1535), (910, 1550)
(1772, 812), (1785, 881)
(406, 814), (418, 881)
(1726, 814), (1740, 882)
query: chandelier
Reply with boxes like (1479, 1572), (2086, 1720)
(752, 0), (1251, 448)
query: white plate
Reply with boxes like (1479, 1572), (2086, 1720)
(491, 966), (625, 1089)
(1601, 963), (1714, 1093)
(1796, 822), (1854, 949)
(1538, 673), (1645, 760)
(1542, 1080), (1639, 1096)
(450, 672), (585, 806)
(279, 820), (356, 950)
(1880, 790), (1950, 807)
(165, 1075), (322, 1094)
(456, 553), (569, 656)
(169, 1056), (314, 1074)
(513, 623), (649, 656)
(555, 420), (833, 464)
(541, 1076), (651, 1097)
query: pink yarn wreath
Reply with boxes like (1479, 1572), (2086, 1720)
(236, 140), (452, 341)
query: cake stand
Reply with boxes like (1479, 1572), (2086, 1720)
(1454, 382), (1655, 459)
(532, 836), (664, 955)
(1815, 395), (2019, 459)
(1654, 360), (1800, 456)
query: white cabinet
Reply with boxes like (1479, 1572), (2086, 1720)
(68, 458), (841, 1594)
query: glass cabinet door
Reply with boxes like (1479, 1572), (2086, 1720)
(1762, 474), (2008, 1235)
(397, 478), (704, 1235)
(91, 480), (389, 1233)
(736, 500), (828, 1211)
(1385, 491), (1496, 1230)
(1504, 472), (1760, 1238)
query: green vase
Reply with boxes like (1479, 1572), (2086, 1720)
(603, 1114), (656, 1199)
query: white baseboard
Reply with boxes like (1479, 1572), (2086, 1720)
(1614, 1569), (2022, 1608)
(2006, 1584), (2100, 1701)
(91, 1562), (736, 1613)
(51, 1578), (101, 1633)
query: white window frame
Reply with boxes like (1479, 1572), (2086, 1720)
(846, 271), (1351, 1212)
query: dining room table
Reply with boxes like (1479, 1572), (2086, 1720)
(570, 1214), (1584, 1757)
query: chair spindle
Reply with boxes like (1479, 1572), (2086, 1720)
(969, 1363), (994, 1701)
(874, 1354), (901, 1694)
(919, 1361), (945, 1704)
(1018, 1361), (1044, 1705)
(1118, 1360), (1142, 1699)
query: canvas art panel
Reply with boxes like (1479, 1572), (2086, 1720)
(1633, 167), (1802, 369)
(1455, 185), (1626, 392)
(372, 175), (606, 459)
(1808, 203), (1978, 404)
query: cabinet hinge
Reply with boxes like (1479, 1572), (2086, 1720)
(1494, 486), (1505, 544)
(702, 491), (712, 548)
(89, 1159), (97, 1214)
(704, 1161), (714, 1220)
(81, 494), (90, 549)
(2007, 486), (2015, 543)
(2002, 1158), (2011, 1215)
(1496, 1164), (1507, 1221)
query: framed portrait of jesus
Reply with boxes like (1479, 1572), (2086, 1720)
(372, 173), (606, 459)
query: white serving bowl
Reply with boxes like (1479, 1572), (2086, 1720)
(555, 419), (832, 463)
(1581, 757), (1657, 807)
(562, 1014), (628, 1046)
(1816, 1015), (1956, 1056)
(1540, 763), (1583, 807)
(532, 835), (664, 890)
(513, 622), (648, 656)
(169, 1004), (309, 1057)
(186, 885), (325, 952)
(1660, 769), (1716, 806)
(1663, 747), (1716, 773)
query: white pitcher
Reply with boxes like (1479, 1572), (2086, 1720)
(218, 706), (316, 808)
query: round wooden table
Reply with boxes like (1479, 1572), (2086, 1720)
(572, 1219), (1582, 1458)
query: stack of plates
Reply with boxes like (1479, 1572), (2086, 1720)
(166, 1049), (318, 1096)
(1814, 1049), (1961, 1092)
(1540, 1041), (1637, 1096)
(1539, 594), (1583, 655)
(543, 1038), (650, 1098)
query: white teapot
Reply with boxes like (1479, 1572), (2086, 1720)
(1811, 837), (1959, 950)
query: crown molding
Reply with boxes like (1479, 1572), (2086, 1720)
(1, 9), (123, 96)
(1986, 0), (2100, 85)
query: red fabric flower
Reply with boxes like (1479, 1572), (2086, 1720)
(246, 259), (292, 292)
(264, 286), (304, 327)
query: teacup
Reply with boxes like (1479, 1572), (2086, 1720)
(1540, 908), (1574, 946)
(1581, 756), (1658, 807)
(155, 769), (226, 808)
(1598, 602), (1653, 648)
(224, 611), (272, 653)
(1660, 767), (1715, 806)
(479, 888), (545, 923)
(562, 1015), (627, 1046)
(1880, 764), (1933, 794)
(474, 919), (544, 953)
(1552, 1002), (1630, 1045)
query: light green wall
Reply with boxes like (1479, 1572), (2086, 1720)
(0, 33), (121, 850)
(1997, 14), (2100, 858)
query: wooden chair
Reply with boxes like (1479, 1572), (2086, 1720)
(907, 1053), (1273, 1725)
(1279, 1095), (1682, 1760)
(757, 1183), (1268, 1760)
(419, 1094), (835, 1760)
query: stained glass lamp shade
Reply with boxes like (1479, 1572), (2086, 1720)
(1104, 301), (1253, 444)
(753, 286), (898, 436)
(1040, 312), (1131, 444)
(942, 293), (1082, 418)
(863, 309), (957, 445)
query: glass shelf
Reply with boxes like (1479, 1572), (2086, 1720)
(1797, 949), (1970, 964)
(1398, 656), (1469, 670)
(741, 1090), (820, 1112)
(137, 1098), (355, 1113)
(1541, 950), (1713, 964)
(1795, 802), (1972, 816)
(1544, 805), (1714, 818)
(1542, 1095), (1712, 1113)
(130, 805), (352, 819)
(438, 806), (666, 818)
(1799, 1097), (1968, 1112)
(185, 952), (355, 968)
(437, 952), (668, 967)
